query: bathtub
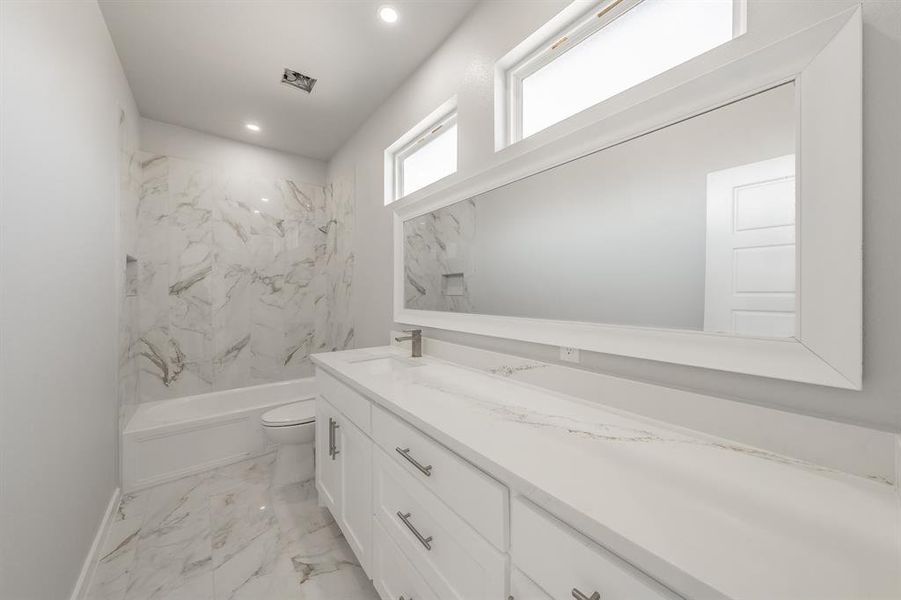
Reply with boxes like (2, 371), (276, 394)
(121, 378), (316, 491)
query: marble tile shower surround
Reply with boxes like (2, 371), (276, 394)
(134, 153), (354, 402)
(404, 198), (475, 312)
(118, 110), (142, 429)
(85, 453), (379, 600)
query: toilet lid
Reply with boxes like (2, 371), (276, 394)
(262, 401), (315, 427)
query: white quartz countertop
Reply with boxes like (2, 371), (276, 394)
(312, 346), (900, 600)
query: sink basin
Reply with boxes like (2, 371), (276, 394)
(347, 354), (424, 373)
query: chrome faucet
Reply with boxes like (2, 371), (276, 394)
(395, 329), (422, 358)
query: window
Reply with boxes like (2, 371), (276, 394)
(388, 108), (458, 203)
(506, 0), (743, 143)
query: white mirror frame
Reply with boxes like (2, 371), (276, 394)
(393, 8), (862, 389)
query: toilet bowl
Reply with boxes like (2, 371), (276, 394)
(260, 400), (316, 485)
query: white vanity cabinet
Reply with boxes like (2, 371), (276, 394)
(315, 391), (372, 573)
(371, 405), (508, 550)
(372, 447), (507, 600)
(316, 368), (509, 600)
(312, 343), (899, 600)
(314, 365), (682, 600)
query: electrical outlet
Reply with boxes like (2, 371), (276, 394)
(560, 346), (580, 363)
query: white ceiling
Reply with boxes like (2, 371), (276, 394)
(99, 0), (478, 160)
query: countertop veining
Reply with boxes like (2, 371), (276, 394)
(313, 346), (900, 600)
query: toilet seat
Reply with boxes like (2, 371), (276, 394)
(261, 401), (315, 427)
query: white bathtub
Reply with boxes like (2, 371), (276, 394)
(121, 378), (316, 491)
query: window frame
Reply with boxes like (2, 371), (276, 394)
(392, 109), (458, 202)
(504, 0), (747, 145)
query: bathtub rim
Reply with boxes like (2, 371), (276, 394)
(123, 377), (317, 438)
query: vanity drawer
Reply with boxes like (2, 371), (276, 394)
(372, 518), (440, 600)
(316, 368), (371, 433)
(511, 497), (680, 600)
(373, 447), (507, 600)
(510, 567), (552, 600)
(372, 405), (508, 549)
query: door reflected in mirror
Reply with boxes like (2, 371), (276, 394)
(404, 83), (797, 338)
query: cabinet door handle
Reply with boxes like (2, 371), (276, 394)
(328, 417), (334, 458)
(332, 419), (340, 458)
(328, 417), (340, 459)
(327, 417), (333, 458)
(571, 589), (600, 600)
(395, 447), (432, 477)
(396, 511), (433, 551)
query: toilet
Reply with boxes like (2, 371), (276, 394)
(260, 400), (316, 486)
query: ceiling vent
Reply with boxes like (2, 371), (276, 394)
(282, 68), (317, 93)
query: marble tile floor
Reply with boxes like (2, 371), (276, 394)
(86, 453), (379, 600)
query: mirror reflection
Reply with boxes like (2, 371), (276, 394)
(404, 83), (797, 338)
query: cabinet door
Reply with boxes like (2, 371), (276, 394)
(338, 415), (372, 574)
(315, 397), (341, 515)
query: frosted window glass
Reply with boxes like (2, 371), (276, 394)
(402, 123), (458, 197)
(521, 0), (734, 138)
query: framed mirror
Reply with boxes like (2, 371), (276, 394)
(393, 8), (861, 389)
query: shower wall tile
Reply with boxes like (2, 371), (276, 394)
(136, 153), (182, 401)
(404, 198), (475, 313)
(168, 158), (216, 398)
(118, 110), (142, 430)
(327, 176), (355, 351)
(130, 155), (354, 402)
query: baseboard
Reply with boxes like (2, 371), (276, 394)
(69, 486), (121, 600)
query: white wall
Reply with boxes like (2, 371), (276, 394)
(0, 1), (140, 598)
(141, 118), (326, 185)
(329, 0), (571, 345)
(328, 0), (901, 432)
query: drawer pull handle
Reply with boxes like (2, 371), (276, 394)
(571, 589), (600, 600)
(396, 511), (433, 550)
(395, 447), (432, 477)
(328, 417), (333, 458)
(328, 418), (340, 459)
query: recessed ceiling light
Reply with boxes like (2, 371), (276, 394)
(253, 209), (261, 214)
(261, 197), (269, 202)
(378, 5), (399, 24)
(245, 123), (261, 132)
